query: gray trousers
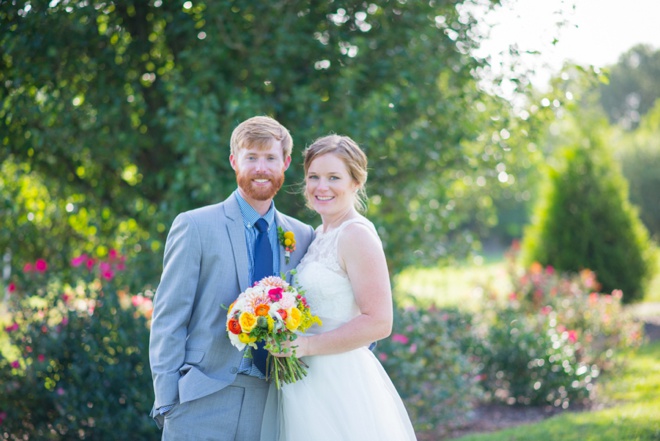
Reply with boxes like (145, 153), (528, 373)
(161, 374), (270, 441)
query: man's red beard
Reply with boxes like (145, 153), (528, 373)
(236, 170), (285, 201)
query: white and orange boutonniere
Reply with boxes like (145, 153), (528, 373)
(277, 227), (296, 264)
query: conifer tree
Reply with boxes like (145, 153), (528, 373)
(522, 133), (654, 303)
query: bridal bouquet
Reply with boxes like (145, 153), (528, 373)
(226, 274), (322, 389)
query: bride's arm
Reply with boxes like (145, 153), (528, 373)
(293, 222), (393, 357)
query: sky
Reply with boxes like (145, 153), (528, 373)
(473, 0), (660, 88)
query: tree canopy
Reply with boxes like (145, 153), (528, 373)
(4, 0), (538, 282)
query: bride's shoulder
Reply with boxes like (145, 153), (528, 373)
(338, 217), (380, 246)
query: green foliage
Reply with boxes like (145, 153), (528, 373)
(1, 0), (545, 280)
(476, 258), (644, 408)
(0, 255), (157, 440)
(612, 100), (660, 240)
(521, 128), (655, 303)
(599, 44), (660, 130)
(452, 341), (660, 441)
(376, 297), (484, 435)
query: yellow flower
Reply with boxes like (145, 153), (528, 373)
(238, 333), (257, 344)
(285, 307), (302, 331)
(239, 311), (257, 332)
(278, 227), (296, 264)
(267, 315), (275, 332)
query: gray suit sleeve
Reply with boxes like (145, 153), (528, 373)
(149, 213), (202, 408)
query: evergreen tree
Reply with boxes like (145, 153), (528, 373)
(522, 131), (654, 303)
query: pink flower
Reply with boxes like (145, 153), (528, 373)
(0, 411), (7, 424)
(378, 353), (388, 362)
(101, 269), (115, 281)
(10, 360), (20, 369)
(23, 263), (33, 273)
(109, 249), (119, 260)
(567, 330), (578, 343)
(409, 343), (417, 354)
(86, 258), (96, 271)
(38, 354), (45, 363)
(5, 323), (18, 332)
(541, 306), (552, 315)
(71, 254), (88, 267)
(391, 334), (409, 344)
(61, 317), (68, 326)
(35, 259), (48, 273)
(268, 287), (283, 302)
(508, 292), (517, 301)
(545, 265), (555, 275)
(57, 387), (65, 396)
(7, 282), (16, 293)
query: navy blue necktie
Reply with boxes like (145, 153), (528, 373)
(252, 218), (273, 374)
(253, 218), (274, 284)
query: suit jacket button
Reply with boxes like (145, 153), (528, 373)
(231, 367), (238, 374)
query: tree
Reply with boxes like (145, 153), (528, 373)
(3, 0), (537, 281)
(599, 44), (660, 130)
(611, 100), (660, 240)
(521, 111), (654, 303)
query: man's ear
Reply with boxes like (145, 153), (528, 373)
(229, 154), (237, 170)
(283, 155), (292, 171)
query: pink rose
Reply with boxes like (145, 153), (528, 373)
(35, 259), (48, 273)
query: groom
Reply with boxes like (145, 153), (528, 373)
(149, 116), (314, 440)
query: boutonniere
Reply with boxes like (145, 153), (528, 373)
(277, 227), (296, 264)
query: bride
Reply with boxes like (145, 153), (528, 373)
(264, 134), (417, 440)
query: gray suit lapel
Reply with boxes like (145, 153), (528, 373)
(225, 194), (250, 293)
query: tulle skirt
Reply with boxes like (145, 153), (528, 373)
(267, 346), (417, 441)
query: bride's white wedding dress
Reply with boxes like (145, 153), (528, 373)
(276, 217), (417, 441)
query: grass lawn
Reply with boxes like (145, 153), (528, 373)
(451, 339), (660, 441)
(393, 258), (512, 312)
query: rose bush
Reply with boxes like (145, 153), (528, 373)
(476, 254), (644, 408)
(376, 297), (484, 435)
(0, 252), (157, 440)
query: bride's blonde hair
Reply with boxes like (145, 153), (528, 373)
(302, 134), (368, 212)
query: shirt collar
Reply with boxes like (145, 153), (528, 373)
(235, 190), (276, 229)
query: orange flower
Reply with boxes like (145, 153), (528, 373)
(227, 318), (242, 335)
(255, 304), (270, 317)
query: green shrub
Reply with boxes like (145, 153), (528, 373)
(521, 139), (655, 303)
(376, 297), (484, 435)
(0, 253), (157, 440)
(476, 256), (644, 408)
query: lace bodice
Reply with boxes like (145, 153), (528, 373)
(296, 217), (379, 330)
